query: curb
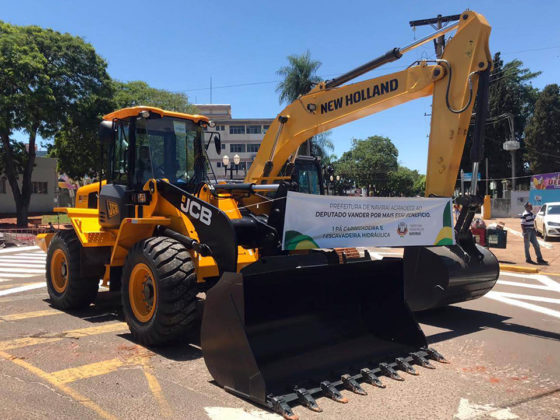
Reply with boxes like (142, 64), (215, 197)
(499, 263), (539, 274)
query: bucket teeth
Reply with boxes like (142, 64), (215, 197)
(396, 357), (418, 375)
(360, 368), (386, 388)
(294, 388), (322, 412)
(341, 374), (367, 395)
(425, 347), (448, 363)
(410, 352), (435, 369)
(379, 363), (404, 381)
(269, 396), (298, 420)
(320, 381), (348, 403)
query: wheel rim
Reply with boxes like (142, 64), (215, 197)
(51, 249), (69, 293)
(129, 263), (157, 323)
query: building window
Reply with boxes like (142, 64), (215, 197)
(229, 125), (245, 134)
(247, 125), (261, 134)
(216, 162), (222, 168)
(230, 144), (246, 153)
(263, 125), (270, 133)
(215, 125), (225, 131)
(247, 144), (260, 153)
(0, 177), (6, 194)
(221, 143), (226, 150)
(32, 181), (48, 194)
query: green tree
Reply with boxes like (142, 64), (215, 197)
(114, 81), (198, 113)
(336, 136), (398, 195)
(387, 166), (425, 197)
(0, 22), (112, 226)
(460, 53), (540, 186)
(276, 50), (325, 156)
(524, 84), (560, 174)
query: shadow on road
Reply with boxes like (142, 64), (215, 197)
(417, 305), (560, 343)
(44, 291), (123, 323)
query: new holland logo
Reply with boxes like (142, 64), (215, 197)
(397, 222), (408, 237)
(180, 195), (212, 226)
(107, 201), (119, 218)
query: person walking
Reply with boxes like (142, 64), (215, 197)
(521, 202), (548, 265)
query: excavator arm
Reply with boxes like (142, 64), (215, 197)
(245, 10), (492, 198)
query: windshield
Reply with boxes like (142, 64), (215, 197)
(297, 164), (321, 195)
(134, 117), (202, 187)
(547, 205), (560, 215)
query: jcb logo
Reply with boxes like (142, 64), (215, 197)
(107, 201), (119, 218)
(180, 195), (212, 226)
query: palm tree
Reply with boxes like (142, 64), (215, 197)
(276, 50), (322, 104)
(276, 51), (326, 155)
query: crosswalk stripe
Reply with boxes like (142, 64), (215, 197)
(16, 253), (47, 258)
(0, 263), (45, 268)
(0, 283), (45, 296)
(0, 273), (41, 278)
(0, 246), (40, 254)
(0, 267), (45, 274)
(0, 258), (46, 263)
(490, 291), (560, 304)
(0, 322), (128, 351)
(497, 280), (553, 291)
(485, 291), (560, 319)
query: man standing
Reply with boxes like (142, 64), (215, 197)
(521, 202), (548, 265)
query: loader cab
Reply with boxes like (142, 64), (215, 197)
(292, 156), (324, 195)
(98, 107), (210, 228)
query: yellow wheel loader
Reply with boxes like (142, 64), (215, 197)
(38, 10), (498, 419)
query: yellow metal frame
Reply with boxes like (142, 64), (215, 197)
(244, 10), (492, 199)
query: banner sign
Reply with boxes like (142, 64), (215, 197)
(531, 172), (560, 190)
(282, 192), (454, 250)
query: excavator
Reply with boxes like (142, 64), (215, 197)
(37, 10), (498, 419)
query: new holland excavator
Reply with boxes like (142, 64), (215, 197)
(38, 10), (498, 419)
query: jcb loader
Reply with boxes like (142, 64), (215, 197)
(38, 10), (498, 419)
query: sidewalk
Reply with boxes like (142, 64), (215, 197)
(484, 217), (559, 275)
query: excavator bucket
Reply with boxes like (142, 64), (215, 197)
(404, 244), (499, 312)
(201, 253), (445, 419)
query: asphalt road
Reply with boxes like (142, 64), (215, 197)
(0, 246), (558, 420)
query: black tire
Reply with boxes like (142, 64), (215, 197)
(121, 237), (198, 346)
(46, 230), (99, 309)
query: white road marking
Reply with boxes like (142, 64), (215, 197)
(506, 227), (553, 249)
(490, 291), (560, 304)
(14, 253), (47, 258)
(204, 407), (281, 420)
(0, 267), (45, 274)
(0, 261), (45, 266)
(454, 398), (518, 419)
(485, 292), (560, 319)
(0, 283), (45, 297)
(0, 246), (40, 254)
(497, 280), (553, 291)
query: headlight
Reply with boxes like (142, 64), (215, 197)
(547, 221), (560, 226)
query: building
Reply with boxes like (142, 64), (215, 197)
(0, 157), (57, 215)
(195, 104), (273, 180)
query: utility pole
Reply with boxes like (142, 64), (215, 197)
(409, 14), (461, 58)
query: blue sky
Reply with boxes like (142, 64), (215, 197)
(4, 0), (559, 173)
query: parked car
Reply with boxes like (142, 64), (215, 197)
(535, 202), (560, 241)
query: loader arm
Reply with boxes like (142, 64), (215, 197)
(244, 10), (492, 198)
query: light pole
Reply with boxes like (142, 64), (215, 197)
(233, 154), (240, 180)
(502, 114), (519, 192)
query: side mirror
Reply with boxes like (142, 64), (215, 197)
(214, 134), (222, 155)
(99, 120), (115, 144)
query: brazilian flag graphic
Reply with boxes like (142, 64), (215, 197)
(433, 201), (454, 245)
(284, 230), (319, 250)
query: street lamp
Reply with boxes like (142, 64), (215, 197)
(222, 155), (230, 179)
(222, 154), (241, 180)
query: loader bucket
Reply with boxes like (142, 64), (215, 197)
(404, 244), (499, 312)
(201, 253), (443, 418)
